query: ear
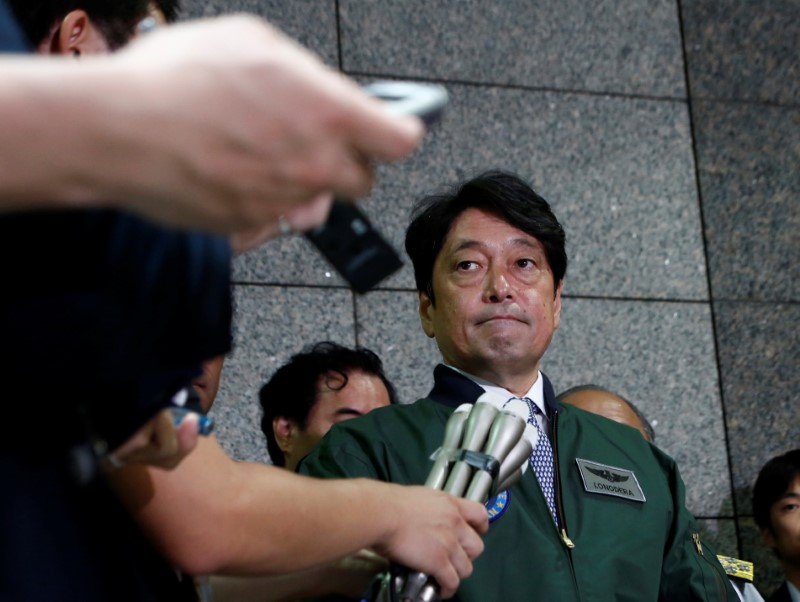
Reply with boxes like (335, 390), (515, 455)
(52, 10), (109, 56)
(419, 291), (435, 339)
(272, 417), (297, 455)
(552, 280), (564, 330)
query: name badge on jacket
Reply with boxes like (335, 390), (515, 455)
(576, 458), (646, 503)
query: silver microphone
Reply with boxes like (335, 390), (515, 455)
(443, 396), (499, 497)
(424, 403), (471, 490)
(404, 403), (473, 599)
(496, 422), (536, 485)
(464, 401), (528, 502)
(494, 466), (523, 496)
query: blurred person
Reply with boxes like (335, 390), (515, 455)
(260, 341), (398, 472)
(559, 384), (764, 602)
(0, 3), (485, 602)
(2, 4), (225, 600)
(557, 384), (655, 441)
(753, 450), (800, 602)
(301, 170), (737, 600)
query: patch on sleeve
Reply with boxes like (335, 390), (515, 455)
(485, 490), (510, 523)
(575, 458), (646, 503)
(717, 555), (754, 582)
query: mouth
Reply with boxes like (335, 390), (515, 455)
(477, 314), (526, 326)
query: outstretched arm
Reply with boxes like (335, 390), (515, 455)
(109, 436), (486, 598)
(0, 15), (422, 236)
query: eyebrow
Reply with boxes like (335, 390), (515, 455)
(451, 237), (539, 253)
(333, 408), (364, 418)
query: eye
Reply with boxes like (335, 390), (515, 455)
(516, 258), (536, 268)
(456, 260), (478, 271)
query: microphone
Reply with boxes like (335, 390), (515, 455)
(464, 400), (528, 502)
(442, 395), (500, 497)
(424, 403), (471, 490)
(495, 423), (537, 490)
(368, 393), (533, 602)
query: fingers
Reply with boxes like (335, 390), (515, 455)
(345, 100), (424, 165)
(170, 413), (200, 468)
(281, 192), (333, 232)
(434, 563), (461, 599)
(455, 497), (490, 537)
(141, 409), (199, 470)
(437, 540), (475, 599)
(109, 14), (423, 235)
(230, 192), (333, 254)
(377, 487), (486, 598)
(322, 70), (425, 164)
(434, 498), (484, 597)
(105, 409), (201, 471)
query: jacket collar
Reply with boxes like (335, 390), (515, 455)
(428, 364), (558, 417)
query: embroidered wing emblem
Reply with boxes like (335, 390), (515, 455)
(587, 467), (630, 483)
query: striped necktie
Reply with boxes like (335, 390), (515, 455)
(521, 397), (558, 526)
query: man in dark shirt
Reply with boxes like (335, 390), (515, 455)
(0, 4), (487, 601)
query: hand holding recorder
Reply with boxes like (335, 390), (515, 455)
(367, 393), (534, 601)
(305, 81), (448, 293)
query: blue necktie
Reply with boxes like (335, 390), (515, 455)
(521, 397), (558, 526)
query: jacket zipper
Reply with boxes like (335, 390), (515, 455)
(551, 409), (575, 549)
(692, 533), (729, 600)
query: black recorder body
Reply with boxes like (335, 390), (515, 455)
(305, 81), (448, 294)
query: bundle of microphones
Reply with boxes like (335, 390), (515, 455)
(364, 393), (537, 602)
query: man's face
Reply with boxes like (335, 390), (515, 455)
(419, 208), (562, 391)
(285, 369), (392, 471)
(763, 474), (800, 569)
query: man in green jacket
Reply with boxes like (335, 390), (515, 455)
(300, 170), (736, 601)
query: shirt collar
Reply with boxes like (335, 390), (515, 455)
(428, 364), (558, 418)
(788, 581), (800, 602)
(444, 364), (546, 416)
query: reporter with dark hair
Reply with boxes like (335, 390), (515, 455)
(260, 341), (398, 471)
(754, 450), (800, 602)
(208, 343), (399, 601)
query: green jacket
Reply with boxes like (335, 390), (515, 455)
(300, 366), (736, 601)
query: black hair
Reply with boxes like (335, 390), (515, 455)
(404, 169), (567, 304)
(753, 449), (800, 535)
(8, 0), (149, 49)
(556, 384), (656, 443)
(258, 341), (398, 466)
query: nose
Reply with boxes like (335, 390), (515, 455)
(484, 267), (512, 303)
